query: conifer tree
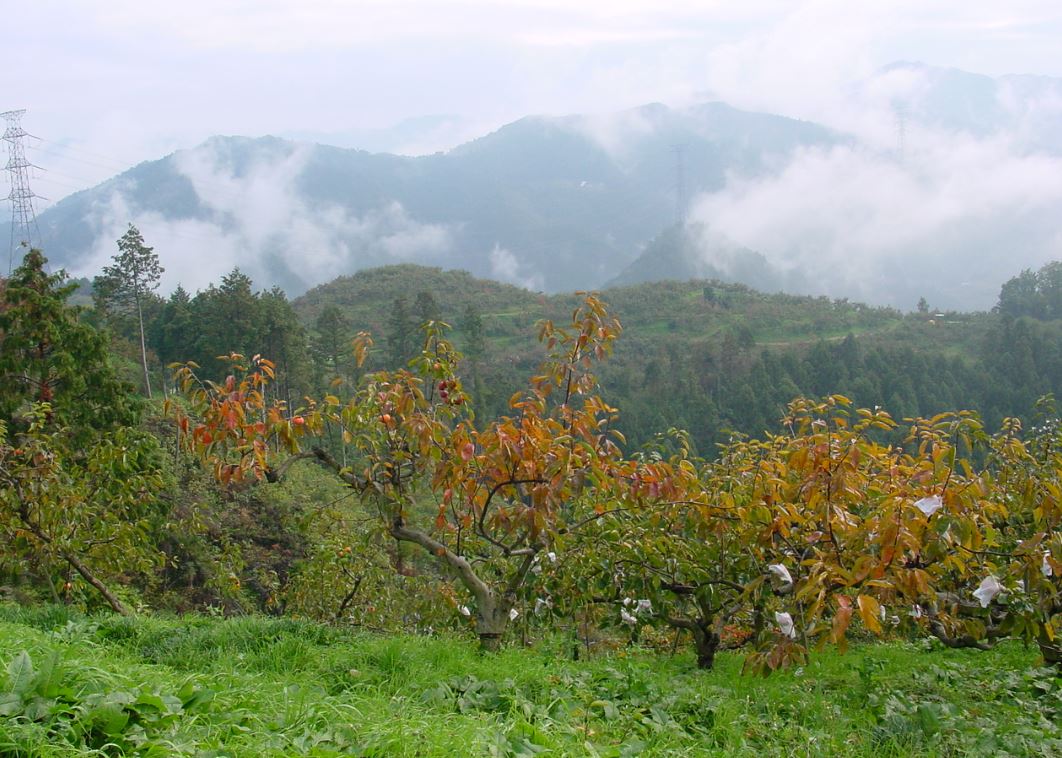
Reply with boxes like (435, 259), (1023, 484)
(387, 296), (416, 367)
(313, 304), (352, 387)
(0, 249), (136, 434)
(414, 290), (440, 326)
(94, 224), (164, 398)
(149, 285), (195, 388)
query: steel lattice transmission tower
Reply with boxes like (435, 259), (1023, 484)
(3, 109), (42, 272)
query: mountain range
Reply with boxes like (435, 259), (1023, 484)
(8, 61), (1062, 310)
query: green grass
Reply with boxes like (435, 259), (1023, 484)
(0, 606), (1059, 756)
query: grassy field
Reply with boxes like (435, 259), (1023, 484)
(0, 605), (1059, 757)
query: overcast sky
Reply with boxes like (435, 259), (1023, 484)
(6, 0), (1062, 205)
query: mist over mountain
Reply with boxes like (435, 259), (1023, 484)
(12, 62), (1062, 310)
(607, 223), (787, 293)
(686, 61), (1062, 309)
(20, 101), (838, 296)
(866, 61), (1062, 152)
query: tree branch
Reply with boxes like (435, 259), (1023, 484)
(390, 519), (491, 604)
(265, 451), (318, 483)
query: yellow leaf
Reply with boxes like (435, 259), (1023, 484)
(857, 594), (883, 634)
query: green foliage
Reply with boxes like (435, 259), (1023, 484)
(159, 269), (310, 396)
(283, 515), (448, 631)
(0, 408), (165, 614)
(289, 263), (1062, 453)
(311, 304), (354, 391)
(0, 249), (138, 435)
(387, 294), (417, 366)
(997, 260), (1062, 320)
(0, 251), (168, 613)
(148, 284), (193, 372)
(0, 610), (1058, 756)
(93, 225), (164, 311)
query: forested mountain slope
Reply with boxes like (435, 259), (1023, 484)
(293, 263), (1062, 454)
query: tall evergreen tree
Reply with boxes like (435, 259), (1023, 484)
(192, 268), (260, 376)
(259, 286), (309, 404)
(459, 303), (486, 409)
(313, 304), (352, 388)
(414, 290), (441, 327)
(460, 303), (485, 363)
(387, 296), (416, 367)
(149, 285), (195, 388)
(93, 225), (164, 398)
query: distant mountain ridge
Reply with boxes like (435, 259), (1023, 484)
(9, 61), (1062, 310)
(15, 100), (841, 295)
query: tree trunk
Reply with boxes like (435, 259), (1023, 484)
(475, 595), (510, 652)
(17, 505), (130, 616)
(667, 615), (720, 669)
(63, 550), (129, 616)
(691, 623), (720, 669)
(389, 519), (510, 652)
(1039, 634), (1062, 670)
(334, 576), (363, 623)
(136, 294), (152, 399)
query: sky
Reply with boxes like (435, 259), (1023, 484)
(7, 0), (1062, 205)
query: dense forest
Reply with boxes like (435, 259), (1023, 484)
(96, 240), (1062, 457)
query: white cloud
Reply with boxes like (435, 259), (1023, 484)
(79, 1), (787, 53)
(691, 130), (1062, 308)
(488, 243), (545, 291)
(14, 0), (1062, 206)
(76, 140), (456, 293)
(570, 107), (657, 159)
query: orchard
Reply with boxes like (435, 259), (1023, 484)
(169, 294), (1061, 671)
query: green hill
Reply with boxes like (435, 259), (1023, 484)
(293, 263), (1061, 455)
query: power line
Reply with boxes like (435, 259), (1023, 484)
(3, 109), (43, 272)
(26, 138), (261, 206)
(26, 135), (138, 171)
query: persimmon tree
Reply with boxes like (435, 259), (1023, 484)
(555, 429), (768, 669)
(170, 294), (678, 650)
(282, 485), (450, 629)
(1002, 402), (1062, 665)
(725, 397), (994, 672)
(0, 406), (164, 614)
(733, 395), (1061, 672)
(927, 399), (1062, 665)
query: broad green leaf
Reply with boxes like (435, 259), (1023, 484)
(6, 651), (34, 696)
